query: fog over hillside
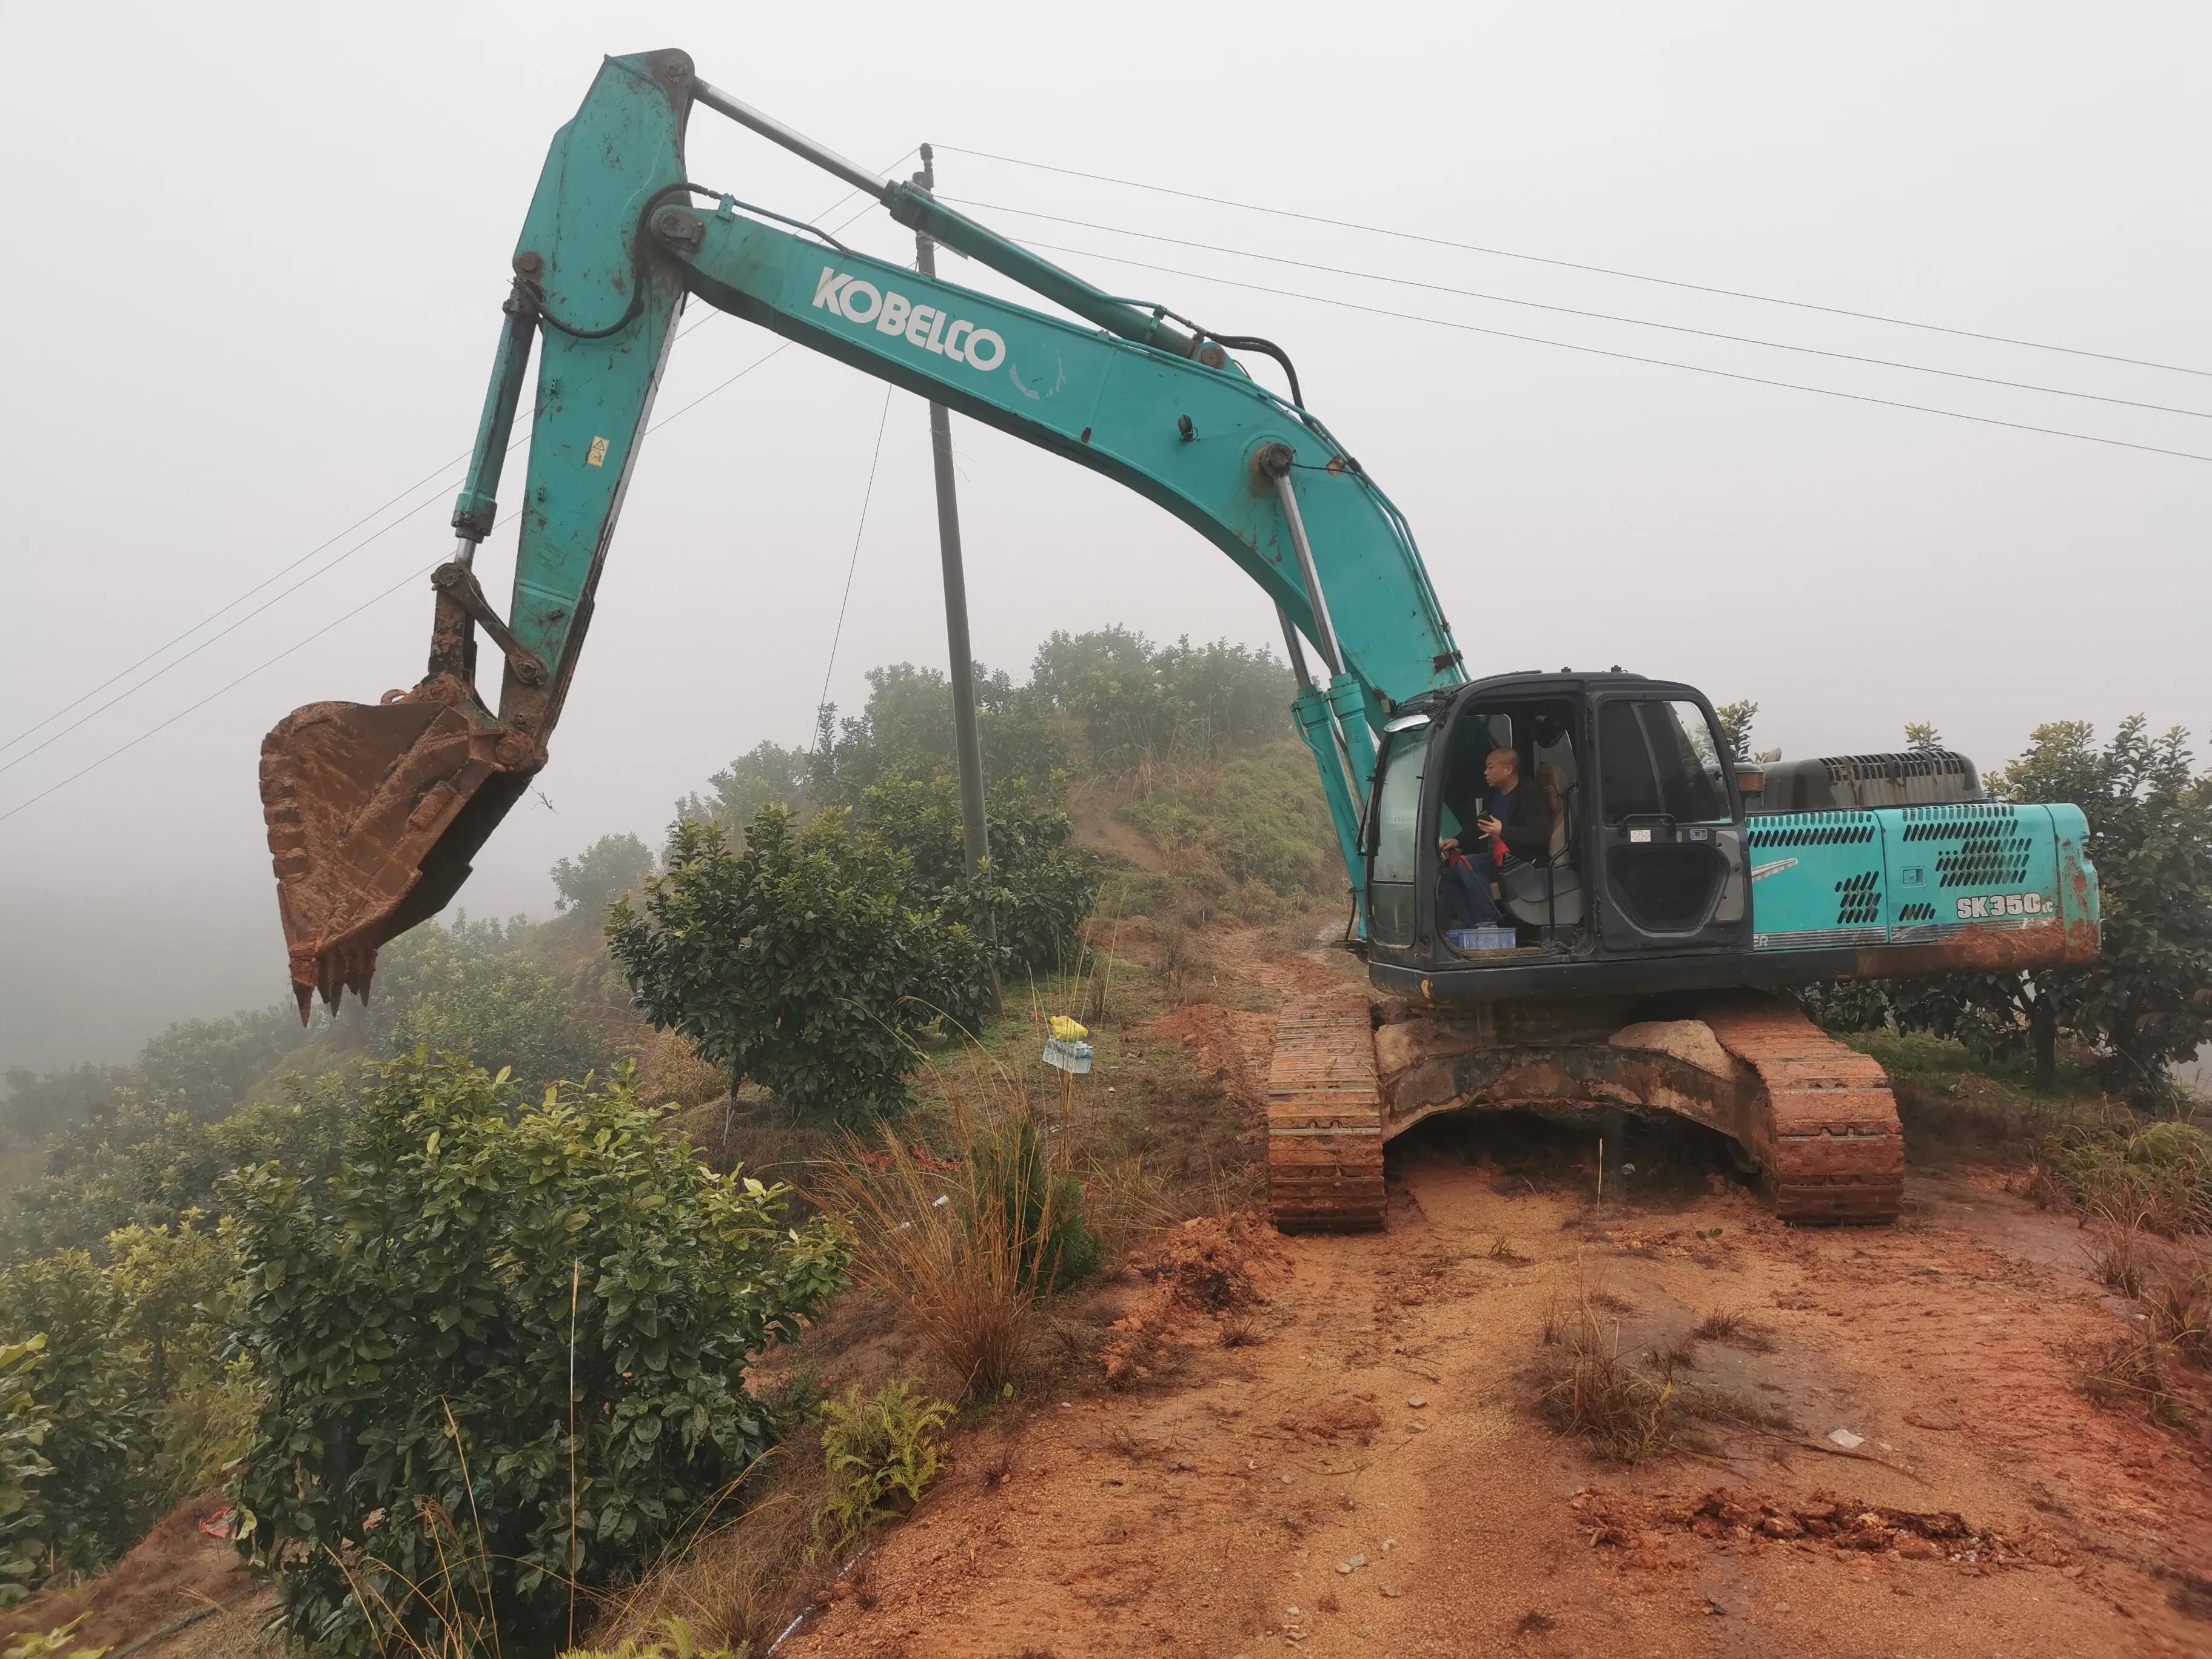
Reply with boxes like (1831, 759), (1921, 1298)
(5, 3), (2207, 1074)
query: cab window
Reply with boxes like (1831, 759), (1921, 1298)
(1598, 699), (1729, 823)
(1366, 726), (1428, 946)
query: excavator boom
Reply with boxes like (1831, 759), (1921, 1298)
(261, 47), (1462, 1016)
(258, 49), (2102, 1240)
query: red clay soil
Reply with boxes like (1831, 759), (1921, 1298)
(0, 1493), (263, 1655)
(782, 933), (2212, 1659)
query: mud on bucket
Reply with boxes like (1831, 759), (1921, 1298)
(259, 692), (537, 1021)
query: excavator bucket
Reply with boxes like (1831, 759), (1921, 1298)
(259, 691), (535, 1022)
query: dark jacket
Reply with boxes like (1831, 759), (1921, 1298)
(1484, 778), (1554, 865)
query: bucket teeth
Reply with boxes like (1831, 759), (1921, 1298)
(258, 690), (532, 1018)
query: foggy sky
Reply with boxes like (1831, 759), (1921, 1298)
(4, 1), (2207, 1070)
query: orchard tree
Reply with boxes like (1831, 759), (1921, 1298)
(0, 1253), (149, 1583)
(1987, 719), (2212, 1099)
(672, 740), (813, 837)
(226, 1056), (846, 1659)
(610, 809), (993, 1124)
(1714, 700), (1759, 762)
(549, 833), (654, 921)
(369, 925), (603, 1096)
(1841, 718), (2212, 1099)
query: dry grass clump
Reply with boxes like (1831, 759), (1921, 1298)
(2084, 1207), (2153, 1296)
(1692, 1308), (1777, 1352)
(587, 1434), (831, 1655)
(2080, 1238), (2211, 1429)
(2142, 1254), (2212, 1367)
(820, 1096), (1098, 1400)
(2056, 1121), (2212, 1236)
(2082, 1329), (2189, 1427)
(1535, 1296), (1794, 1463)
(1535, 1299), (1681, 1463)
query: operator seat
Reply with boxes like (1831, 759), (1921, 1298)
(1503, 776), (1584, 929)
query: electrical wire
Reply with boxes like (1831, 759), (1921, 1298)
(0, 319), (825, 825)
(937, 144), (2212, 380)
(942, 196), (2212, 423)
(0, 297), (774, 782)
(813, 383), (898, 746)
(0, 553), (452, 827)
(1, 160), (911, 766)
(1010, 234), (2212, 465)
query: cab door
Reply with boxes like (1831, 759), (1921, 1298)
(1362, 714), (1434, 957)
(1589, 694), (1749, 952)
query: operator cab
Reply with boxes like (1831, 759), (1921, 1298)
(1364, 672), (1751, 995)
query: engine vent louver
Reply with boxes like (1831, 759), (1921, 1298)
(1834, 869), (1883, 926)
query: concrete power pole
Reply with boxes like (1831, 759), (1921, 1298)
(912, 144), (990, 879)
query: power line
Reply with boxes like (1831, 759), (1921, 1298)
(814, 383), (899, 736)
(2, 163), (911, 765)
(937, 144), (2212, 381)
(0, 489), (460, 782)
(0, 554), (448, 827)
(1013, 234), (2212, 465)
(0, 335), (808, 825)
(0, 458), (457, 759)
(0, 304), (742, 770)
(943, 195), (2212, 423)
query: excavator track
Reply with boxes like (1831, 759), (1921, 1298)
(1700, 995), (1905, 1224)
(1265, 993), (1386, 1233)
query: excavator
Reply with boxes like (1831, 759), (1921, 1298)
(258, 49), (2101, 1232)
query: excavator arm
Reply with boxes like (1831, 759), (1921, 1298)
(260, 49), (1464, 1016)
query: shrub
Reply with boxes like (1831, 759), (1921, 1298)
(2056, 1121), (2212, 1235)
(224, 1055), (848, 1659)
(856, 773), (1102, 986)
(150, 1358), (261, 1504)
(611, 811), (994, 1125)
(104, 1215), (235, 1400)
(1029, 628), (1291, 768)
(0, 1255), (150, 1587)
(1119, 745), (1339, 918)
(965, 1113), (1103, 1293)
(370, 924), (605, 1096)
(814, 1381), (952, 1552)
(553, 834), (656, 921)
(0, 1338), (55, 1606)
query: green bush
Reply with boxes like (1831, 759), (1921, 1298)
(814, 1381), (951, 1552)
(612, 811), (994, 1125)
(857, 774), (1102, 984)
(0, 1255), (150, 1587)
(1030, 628), (1292, 768)
(150, 1358), (261, 1504)
(553, 834), (656, 922)
(2055, 1121), (2212, 1234)
(811, 663), (1065, 807)
(0, 1337), (55, 1606)
(371, 923), (605, 1095)
(225, 1054), (848, 1659)
(560, 1615), (739, 1659)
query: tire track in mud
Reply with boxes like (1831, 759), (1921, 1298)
(784, 930), (2212, 1659)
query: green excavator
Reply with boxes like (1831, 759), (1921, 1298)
(258, 50), (2100, 1230)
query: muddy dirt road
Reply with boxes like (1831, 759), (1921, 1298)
(789, 940), (2212, 1659)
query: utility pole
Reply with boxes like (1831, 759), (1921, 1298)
(913, 144), (990, 879)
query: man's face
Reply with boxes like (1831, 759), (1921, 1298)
(1484, 751), (1517, 789)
